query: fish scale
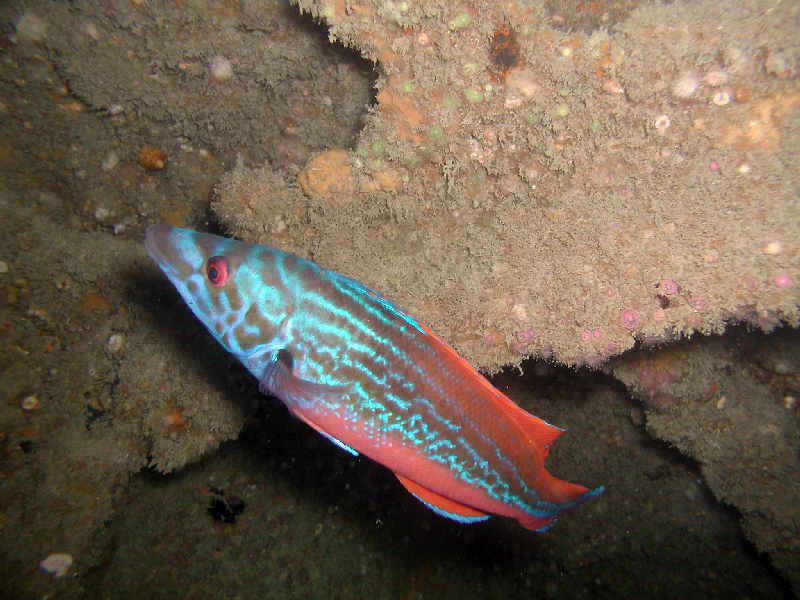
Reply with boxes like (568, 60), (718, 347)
(146, 225), (603, 530)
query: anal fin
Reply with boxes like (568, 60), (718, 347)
(291, 409), (359, 457)
(395, 474), (489, 525)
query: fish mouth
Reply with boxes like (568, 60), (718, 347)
(144, 224), (174, 267)
(145, 224), (207, 283)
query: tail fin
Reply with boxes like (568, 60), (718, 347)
(518, 484), (605, 531)
(539, 467), (606, 506)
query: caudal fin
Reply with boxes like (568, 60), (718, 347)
(518, 484), (605, 531)
(539, 468), (606, 505)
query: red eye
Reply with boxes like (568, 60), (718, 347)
(206, 256), (230, 287)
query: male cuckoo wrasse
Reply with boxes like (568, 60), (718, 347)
(145, 225), (603, 531)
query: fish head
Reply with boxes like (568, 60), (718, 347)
(145, 225), (285, 369)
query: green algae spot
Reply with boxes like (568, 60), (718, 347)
(357, 144), (369, 158)
(372, 139), (385, 156)
(428, 125), (444, 141)
(320, 5), (334, 20)
(591, 119), (600, 132)
(555, 103), (569, 117)
(443, 93), (461, 111)
(448, 12), (471, 29)
(465, 88), (483, 104)
(402, 81), (414, 93)
(525, 113), (538, 125)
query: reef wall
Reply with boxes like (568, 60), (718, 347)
(215, 0), (800, 372)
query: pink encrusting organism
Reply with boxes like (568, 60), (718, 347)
(580, 329), (603, 341)
(774, 273), (795, 288)
(657, 279), (680, 295)
(690, 296), (709, 312)
(620, 309), (641, 330)
(516, 329), (534, 343)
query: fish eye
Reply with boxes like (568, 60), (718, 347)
(206, 256), (230, 287)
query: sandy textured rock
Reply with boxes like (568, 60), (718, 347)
(215, 0), (799, 373)
(609, 330), (800, 591)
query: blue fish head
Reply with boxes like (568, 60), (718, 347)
(145, 225), (285, 371)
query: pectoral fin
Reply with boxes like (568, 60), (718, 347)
(260, 356), (359, 457)
(395, 473), (490, 524)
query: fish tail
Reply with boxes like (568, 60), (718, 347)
(518, 483), (605, 531)
(540, 470), (605, 506)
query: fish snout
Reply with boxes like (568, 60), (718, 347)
(144, 224), (177, 267)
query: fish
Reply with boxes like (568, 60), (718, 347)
(145, 225), (603, 531)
